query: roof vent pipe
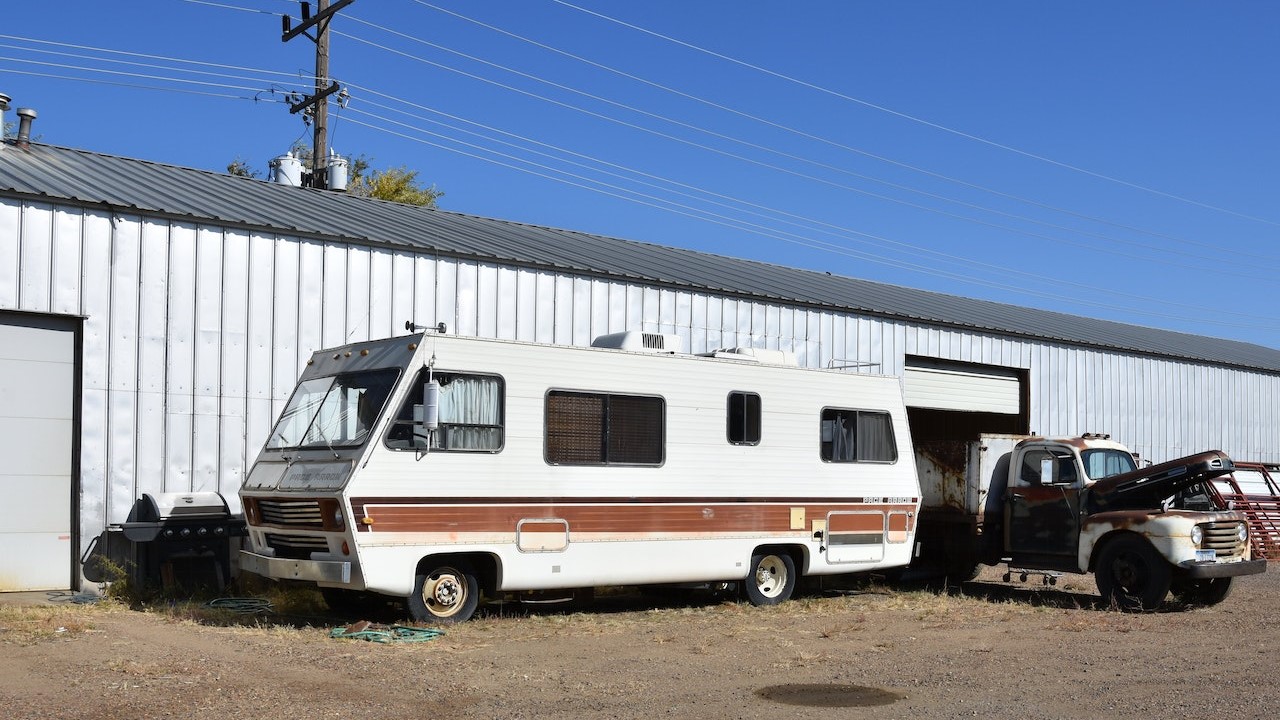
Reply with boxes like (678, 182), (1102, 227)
(0, 93), (10, 137)
(15, 107), (36, 149)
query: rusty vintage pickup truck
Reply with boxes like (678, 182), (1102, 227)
(912, 434), (1266, 610)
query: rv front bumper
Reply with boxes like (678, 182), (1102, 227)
(1177, 558), (1267, 579)
(239, 550), (351, 584)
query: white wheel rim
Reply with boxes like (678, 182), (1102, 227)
(755, 556), (787, 598)
(424, 570), (465, 617)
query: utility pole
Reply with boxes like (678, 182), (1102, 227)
(282, 0), (354, 188)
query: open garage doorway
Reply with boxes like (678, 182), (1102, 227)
(903, 356), (1029, 443)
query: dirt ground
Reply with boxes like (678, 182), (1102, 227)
(2, 566), (1277, 720)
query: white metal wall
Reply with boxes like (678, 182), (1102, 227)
(2, 197), (1279, 560)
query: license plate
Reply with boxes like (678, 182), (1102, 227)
(1195, 549), (1216, 563)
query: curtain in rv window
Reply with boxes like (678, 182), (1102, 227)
(545, 391), (664, 465)
(385, 371), (504, 451)
(821, 409), (897, 463)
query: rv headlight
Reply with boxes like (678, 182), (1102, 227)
(1189, 525), (1203, 547)
(1237, 524), (1248, 543)
(332, 506), (345, 530)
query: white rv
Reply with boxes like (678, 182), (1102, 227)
(239, 331), (921, 622)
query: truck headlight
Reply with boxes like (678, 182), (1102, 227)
(1190, 525), (1203, 546)
(1238, 524), (1248, 543)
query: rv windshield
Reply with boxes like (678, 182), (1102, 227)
(266, 369), (399, 451)
(1081, 448), (1138, 481)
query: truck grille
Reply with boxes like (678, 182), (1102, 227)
(263, 533), (329, 559)
(257, 499), (324, 528)
(1200, 522), (1247, 558)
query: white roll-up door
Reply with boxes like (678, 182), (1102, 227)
(0, 314), (76, 591)
(904, 358), (1021, 415)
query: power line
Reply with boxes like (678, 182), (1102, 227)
(413, 1), (1275, 267)
(550, 0), (1280, 229)
(337, 100), (1278, 328)
(329, 23), (1280, 278)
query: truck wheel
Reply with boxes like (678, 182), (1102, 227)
(1095, 536), (1171, 612)
(744, 551), (796, 606)
(1172, 577), (1234, 607)
(408, 561), (480, 624)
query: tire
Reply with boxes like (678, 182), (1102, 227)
(1095, 536), (1172, 612)
(1172, 577), (1234, 607)
(408, 561), (480, 624)
(744, 551), (797, 606)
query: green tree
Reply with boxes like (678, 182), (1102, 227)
(227, 157), (261, 178)
(348, 166), (442, 207)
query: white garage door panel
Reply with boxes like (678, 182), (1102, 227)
(0, 321), (74, 363)
(0, 533), (70, 591)
(904, 364), (1021, 415)
(0, 358), (74, 420)
(0, 316), (75, 592)
(0, 418), (72, 475)
(0, 474), (69, 531)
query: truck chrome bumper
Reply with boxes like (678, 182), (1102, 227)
(239, 550), (351, 584)
(1177, 558), (1267, 579)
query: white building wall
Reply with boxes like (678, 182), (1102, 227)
(2, 197), (1279, 556)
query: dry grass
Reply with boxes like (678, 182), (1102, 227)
(0, 600), (121, 645)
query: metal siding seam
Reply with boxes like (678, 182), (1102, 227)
(136, 221), (170, 496)
(0, 199), (19, 309)
(111, 215), (142, 519)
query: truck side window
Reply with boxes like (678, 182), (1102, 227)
(545, 391), (664, 465)
(727, 392), (761, 445)
(385, 371), (504, 452)
(820, 408), (897, 463)
(1020, 449), (1078, 485)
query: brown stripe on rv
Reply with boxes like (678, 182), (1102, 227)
(347, 499), (916, 535)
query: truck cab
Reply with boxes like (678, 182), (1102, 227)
(915, 433), (1266, 611)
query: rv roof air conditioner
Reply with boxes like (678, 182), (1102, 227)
(590, 331), (682, 354)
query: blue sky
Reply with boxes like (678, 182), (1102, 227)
(3, 1), (1278, 349)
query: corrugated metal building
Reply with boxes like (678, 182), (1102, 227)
(2, 140), (1279, 592)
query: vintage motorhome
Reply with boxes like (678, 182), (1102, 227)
(239, 330), (920, 622)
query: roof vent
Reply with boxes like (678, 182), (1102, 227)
(269, 151), (303, 186)
(699, 346), (798, 366)
(591, 331), (683, 354)
(15, 106), (36, 149)
(0, 93), (10, 144)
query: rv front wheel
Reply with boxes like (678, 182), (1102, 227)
(744, 551), (796, 606)
(409, 562), (480, 624)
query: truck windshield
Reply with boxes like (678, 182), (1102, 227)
(1081, 449), (1137, 480)
(266, 369), (399, 451)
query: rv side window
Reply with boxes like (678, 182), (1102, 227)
(820, 408), (897, 463)
(727, 392), (761, 445)
(385, 371), (504, 452)
(545, 391), (664, 466)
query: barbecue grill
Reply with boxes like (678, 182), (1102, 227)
(115, 492), (248, 592)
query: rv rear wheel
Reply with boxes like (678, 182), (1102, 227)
(744, 551), (796, 606)
(409, 561), (480, 624)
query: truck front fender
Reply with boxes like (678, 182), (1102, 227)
(1080, 510), (1249, 573)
